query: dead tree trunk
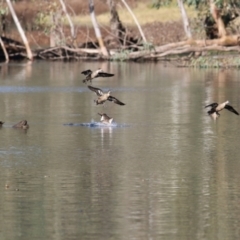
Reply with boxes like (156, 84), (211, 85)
(89, 0), (109, 57)
(0, 36), (9, 62)
(50, 12), (62, 47)
(210, 0), (226, 38)
(59, 0), (76, 46)
(177, 0), (192, 39)
(5, 0), (33, 60)
(107, 0), (126, 46)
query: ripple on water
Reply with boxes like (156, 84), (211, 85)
(0, 146), (43, 168)
(0, 86), (85, 93)
(63, 121), (130, 128)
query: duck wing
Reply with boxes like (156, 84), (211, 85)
(88, 85), (104, 96)
(224, 105), (239, 115)
(97, 72), (114, 78)
(108, 96), (125, 106)
(207, 108), (216, 115)
(81, 69), (92, 76)
(205, 103), (218, 108)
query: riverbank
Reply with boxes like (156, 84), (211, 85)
(2, 1), (195, 48)
(1, 1), (240, 67)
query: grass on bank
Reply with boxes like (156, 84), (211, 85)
(73, 2), (197, 26)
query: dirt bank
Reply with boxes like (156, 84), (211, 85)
(1, 0), (185, 48)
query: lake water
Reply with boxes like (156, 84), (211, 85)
(0, 61), (240, 240)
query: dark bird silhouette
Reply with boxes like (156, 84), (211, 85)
(12, 120), (29, 129)
(81, 68), (114, 84)
(205, 100), (239, 120)
(0, 121), (4, 127)
(98, 113), (113, 124)
(88, 85), (125, 106)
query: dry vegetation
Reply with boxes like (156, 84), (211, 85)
(5, 0), (239, 66)
(2, 0), (196, 47)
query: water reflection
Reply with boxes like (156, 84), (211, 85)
(0, 62), (240, 240)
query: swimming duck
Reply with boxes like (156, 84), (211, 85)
(205, 101), (239, 118)
(81, 68), (114, 84)
(88, 85), (125, 106)
(0, 121), (4, 127)
(98, 113), (113, 124)
(12, 120), (29, 129)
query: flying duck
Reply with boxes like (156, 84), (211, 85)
(81, 68), (114, 84)
(88, 85), (125, 106)
(98, 113), (113, 124)
(12, 120), (29, 129)
(205, 101), (239, 118)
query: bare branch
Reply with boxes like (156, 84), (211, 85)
(177, 0), (192, 38)
(5, 0), (33, 60)
(89, 0), (109, 57)
(59, 0), (75, 39)
(0, 36), (9, 62)
(120, 0), (147, 43)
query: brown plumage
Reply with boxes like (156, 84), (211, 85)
(88, 85), (125, 106)
(81, 68), (114, 84)
(12, 120), (29, 129)
(98, 113), (113, 124)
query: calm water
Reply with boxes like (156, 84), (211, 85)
(0, 61), (240, 240)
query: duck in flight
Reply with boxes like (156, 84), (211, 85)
(88, 85), (125, 106)
(81, 68), (114, 84)
(205, 100), (239, 119)
(98, 113), (113, 124)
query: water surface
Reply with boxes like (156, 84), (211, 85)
(0, 61), (240, 240)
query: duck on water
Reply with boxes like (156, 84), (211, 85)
(98, 113), (113, 124)
(12, 120), (29, 129)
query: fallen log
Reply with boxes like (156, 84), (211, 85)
(0, 36), (27, 61)
(34, 46), (102, 60)
(1, 35), (240, 66)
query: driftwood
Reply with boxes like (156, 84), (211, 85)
(1, 35), (240, 65)
(34, 46), (102, 60)
(34, 39), (240, 63)
(0, 36), (28, 60)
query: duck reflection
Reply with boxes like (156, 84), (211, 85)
(100, 126), (113, 147)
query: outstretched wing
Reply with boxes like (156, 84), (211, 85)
(225, 105), (239, 115)
(205, 103), (218, 108)
(81, 69), (92, 76)
(97, 72), (114, 78)
(88, 85), (103, 96)
(108, 96), (125, 106)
